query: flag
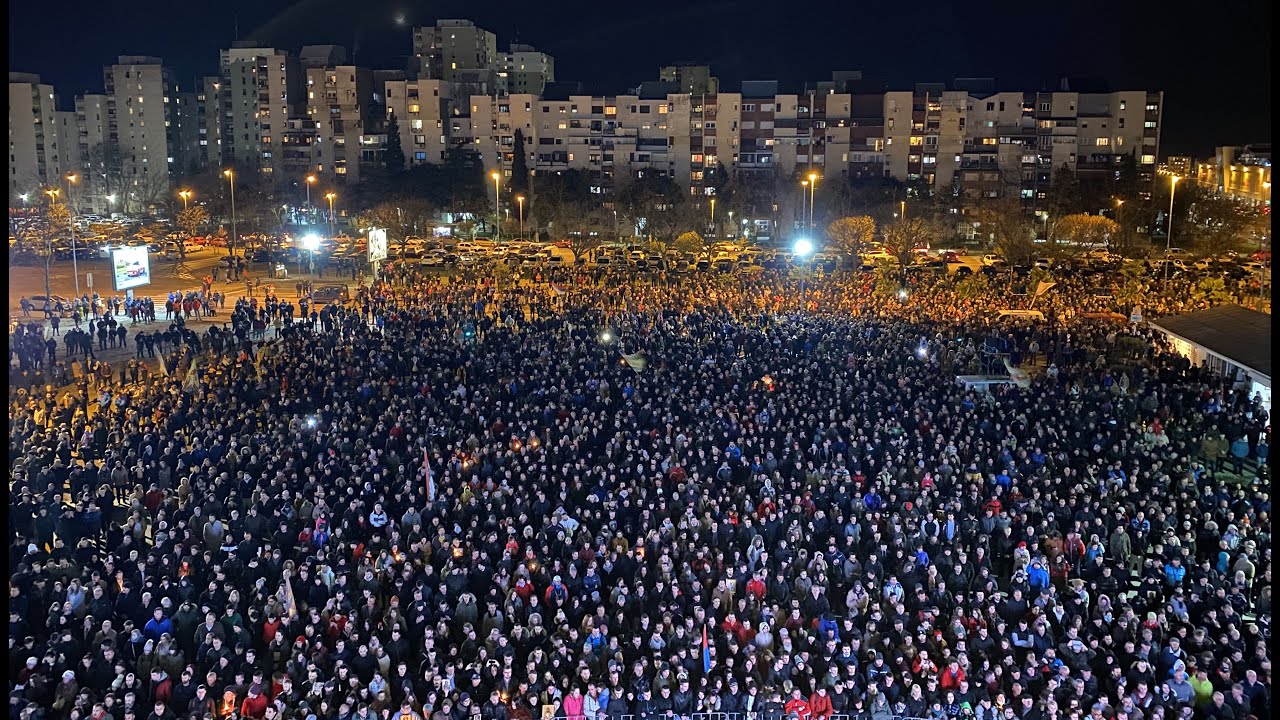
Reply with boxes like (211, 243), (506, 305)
(621, 351), (647, 374)
(183, 358), (200, 391)
(702, 623), (712, 674)
(1034, 280), (1057, 298)
(550, 283), (567, 296)
(424, 447), (436, 503)
(1003, 358), (1032, 389)
(282, 575), (298, 621)
(158, 353), (169, 377)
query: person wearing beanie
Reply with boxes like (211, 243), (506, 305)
(240, 682), (269, 719)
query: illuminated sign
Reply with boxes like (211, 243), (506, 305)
(110, 245), (151, 291)
(368, 228), (388, 263)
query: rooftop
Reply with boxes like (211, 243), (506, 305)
(1150, 304), (1272, 380)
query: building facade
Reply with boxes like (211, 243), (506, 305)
(1195, 145), (1272, 206)
(103, 56), (173, 211)
(8, 73), (70, 201)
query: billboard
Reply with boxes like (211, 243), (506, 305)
(368, 228), (388, 263)
(111, 245), (152, 291)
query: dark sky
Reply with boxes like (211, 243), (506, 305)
(10, 0), (1271, 156)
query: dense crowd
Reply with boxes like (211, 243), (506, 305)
(7, 265), (1271, 720)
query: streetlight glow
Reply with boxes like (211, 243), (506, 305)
(302, 233), (322, 251)
(794, 238), (814, 258)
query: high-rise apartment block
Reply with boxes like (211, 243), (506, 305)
(8, 73), (70, 200)
(220, 44), (306, 175)
(305, 66), (376, 182)
(499, 44), (555, 96)
(9, 18), (1165, 210)
(412, 20), (498, 92)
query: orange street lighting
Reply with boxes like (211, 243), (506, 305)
(515, 194), (525, 240)
(178, 189), (192, 210)
(223, 169), (238, 254)
(490, 171), (502, 242)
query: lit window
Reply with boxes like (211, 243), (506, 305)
(409, 104), (420, 113)
(1144, 121), (1157, 128)
(1140, 154), (1155, 164)
(981, 138), (997, 146)
(1095, 138), (1109, 146)
(1145, 103), (1158, 111)
(909, 136), (923, 146)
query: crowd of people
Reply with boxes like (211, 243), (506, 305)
(7, 263), (1271, 720)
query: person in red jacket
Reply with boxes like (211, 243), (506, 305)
(745, 572), (767, 601)
(240, 683), (269, 719)
(939, 659), (966, 691)
(783, 688), (812, 720)
(808, 687), (834, 720)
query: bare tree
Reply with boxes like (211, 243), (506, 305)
(826, 216), (878, 259)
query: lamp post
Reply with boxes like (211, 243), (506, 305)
(178, 189), (191, 211)
(223, 169), (237, 256)
(65, 174), (81, 299)
(515, 195), (525, 240)
(325, 192), (337, 241)
(807, 172), (819, 232)
(794, 237), (815, 305)
(710, 197), (716, 238)
(800, 180), (809, 232)
(1164, 175), (1180, 288)
(490, 171), (501, 242)
(728, 210), (734, 240)
(43, 188), (60, 301)
(305, 174), (316, 209)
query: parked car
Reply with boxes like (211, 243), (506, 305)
(311, 284), (350, 304)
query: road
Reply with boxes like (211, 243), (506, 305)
(8, 248), (355, 321)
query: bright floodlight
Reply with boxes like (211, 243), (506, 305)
(601, 331), (613, 343)
(897, 289), (909, 300)
(794, 238), (815, 258)
(302, 233), (322, 251)
(917, 345), (928, 359)
(307, 417), (317, 428)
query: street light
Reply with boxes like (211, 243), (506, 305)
(19, 193), (29, 206)
(515, 194), (525, 240)
(178, 189), (192, 211)
(223, 169), (238, 256)
(807, 172), (819, 232)
(710, 197), (716, 238)
(305, 174), (317, 208)
(302, 233), (321, 280)
(324, 192), (337, 241)
(794, 237), (815, 304)
(65, 174), (82, 299)
(490, 171), (501, 242)
(1164, 175), (1180, 288)
(801, 180), (809, 231)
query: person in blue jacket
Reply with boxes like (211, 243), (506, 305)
(1163, 556), (1186, 589)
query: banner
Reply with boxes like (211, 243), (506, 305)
(621, 351), (647, 373)
(424, 447), (436, 503)
(1034, 280), (1057, 298)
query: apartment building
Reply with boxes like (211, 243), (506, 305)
(383, 79), (454, 166)
(197, 77), (225, 169)
(8, 72), (68, 201)
(103, 56), (173, 208)
(659, 65), (719, 96)
(412, 20), (498, 93)
(220, 44), (306, 175)
(305, 65), (375, 182)
(499, 44), (555, 96)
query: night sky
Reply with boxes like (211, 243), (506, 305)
(10, 0), (1271, 157)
